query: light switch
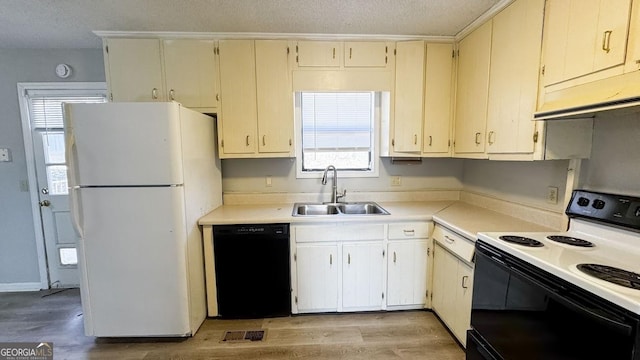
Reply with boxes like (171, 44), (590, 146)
(0, 148), (11, 162)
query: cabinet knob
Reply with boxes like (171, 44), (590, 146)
(429, 136), (433, 146)
(475, 132), (481, 145)
(393, 251), (397, 263)
(488, 131), (495, 145)
(414, 134), (418, 145)
(462, 275), (469, 289)
(444, 235), (455, 244)
(262, 135), (266, 146)
(246, 135), (250, 146)
(348, 253), (351, 265)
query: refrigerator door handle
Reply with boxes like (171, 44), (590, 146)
(65, 130), (84, 237)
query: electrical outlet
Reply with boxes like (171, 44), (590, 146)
(0, 148), (10, 162)
(547, 186), (559, 204)
(265, 176), (272, 187)
(391, 176), (402, 186)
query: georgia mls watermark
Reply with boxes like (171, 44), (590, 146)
(0, 343), (53, 360)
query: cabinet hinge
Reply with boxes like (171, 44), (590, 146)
(294, 253), (297, 261)
(221, 139), (224, 148)
(385, 56), (388, 64)
(287, 46), (290, 55)
(394, 49), (397, 56)
(385, 46), (388, 54)
(295, 296), (298, 304)
(105, 45), (109, 54)
(533, 131), (539, 143)
(391, 139), (395, 147)
(447, 140), (451, 147)
(426, 290), (429, 298)
(296, 45), (298, 53)
(541, 65), (545, 75)
(382, 249), (385, 257)
(296, 55), (299, 63)
(427, 247), (430, 256)
(109, 93), (113, 102)
(382, 292), (385, 299)
(452, 49), (455, 58)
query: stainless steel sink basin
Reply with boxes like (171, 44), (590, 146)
(292, 202), (389, 216)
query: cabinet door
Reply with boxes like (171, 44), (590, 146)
(105, 39), (164, 102)
(387, 240), (428, 306)
(344, 42), (389, 67)
(255, 40), (294, 154)
(454, 21), (492, 155)
(542, 0), (632, 86)
(423, 43), (453, 155)
(486, 0), (544, 154)
(454, 261), (474, 347)
(163, 39), (217, 109)
(431, 244), (458, 328)
(217, 40), (258, 155)
(296, 244), (339, 312)
(342, 242), (384, 310)
(394, 41), (425, 153)
(296, 41), (342, 67)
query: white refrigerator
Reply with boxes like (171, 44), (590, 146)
(64, 102), (222, 337)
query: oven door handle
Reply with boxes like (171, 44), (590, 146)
(509, 265), (633, 336)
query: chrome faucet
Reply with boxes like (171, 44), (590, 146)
(322, 165), (346, 203)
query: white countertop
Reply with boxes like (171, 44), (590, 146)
(432, 202), (556, 240)
(199, 200), (555, 241)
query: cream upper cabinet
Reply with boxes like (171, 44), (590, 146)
(486, 0), (544, 155)
(423, 43), (453, 156)
(217, 40), (258, 155)
(393, 41), (425, 153)
(255, 40), (294, 155)
(542, 0), (633, 87)
(344, 41), (389, 67)
(104, 38), (165, 102)
(454, 20), (492, 156)
(163, 39), (218, 110)
(296, 41), (342, 67)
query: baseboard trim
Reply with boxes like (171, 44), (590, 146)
(0, 282), (43, 292)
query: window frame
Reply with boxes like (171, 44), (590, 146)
(295, 91), (381, 179)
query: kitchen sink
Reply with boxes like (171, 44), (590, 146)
(292, 202), (390, 216)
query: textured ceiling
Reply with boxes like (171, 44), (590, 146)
(0, 0), (501, 49)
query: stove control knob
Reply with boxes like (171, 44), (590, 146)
(577, 197), (590, 206)
(592, 199), (606, 210)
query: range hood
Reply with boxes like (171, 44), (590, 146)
(534, 70), (640, 120)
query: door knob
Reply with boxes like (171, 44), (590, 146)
(39, 200), (51, 207)
(41, 187), (49, 194)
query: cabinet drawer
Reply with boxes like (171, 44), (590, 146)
(295, 224), (339, 243)
(388, 222), (430, 240)
(294, 223), (385, 242)
(432, 225), (474, 263)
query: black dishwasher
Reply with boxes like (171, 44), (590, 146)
(212, 224), (291, 318)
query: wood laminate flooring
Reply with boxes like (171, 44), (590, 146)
(0, 289), (464, 360)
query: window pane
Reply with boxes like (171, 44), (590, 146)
(59, 248), (78, 265)
(30, 96), (106, 129)
(42, 132), (66, 164)
(46, 165), (68, 195)
(301, 92), (374, 171)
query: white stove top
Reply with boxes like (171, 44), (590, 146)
(478, 218), (640, 315)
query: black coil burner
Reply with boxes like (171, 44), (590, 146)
(547, 235), (594, 247)
(577, 264), (640, 290)
(498, 235), (544, 247)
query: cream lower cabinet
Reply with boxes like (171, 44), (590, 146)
(292, 222), (429, 314)
(342, 242), (385, 311)
(431, 225), (474, 347)
(295, 243), (339, 313)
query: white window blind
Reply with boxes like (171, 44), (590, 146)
(28, 95), (106, 129)
(301, 92), (374, 171)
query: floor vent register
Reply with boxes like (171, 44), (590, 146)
(222, 330), (266, 342)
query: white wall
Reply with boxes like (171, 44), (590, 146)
(580, 111), (640, 196)
(221, 157), (465, 195)
(0, 49), (104, 286)
(462, 159), (570, 212)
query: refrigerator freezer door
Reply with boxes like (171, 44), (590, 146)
(77, 186), (195, 336)
(66, 102), (184, 186)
